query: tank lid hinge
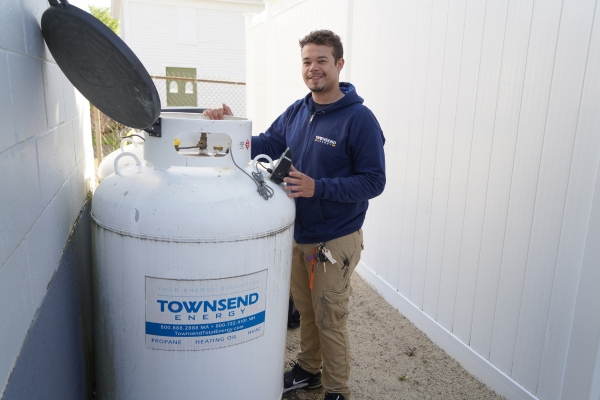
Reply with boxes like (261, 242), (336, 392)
(144, 118), (161, 137)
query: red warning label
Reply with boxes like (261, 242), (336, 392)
(245, 140), (250, 150)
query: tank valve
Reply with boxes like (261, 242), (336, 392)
(198, 132), (208, 150)
(174, 138), (181, 151)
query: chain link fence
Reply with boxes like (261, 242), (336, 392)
(90, 75), (246, 169)
(152, 74), (246, 117)
(90, 105), (127, 161)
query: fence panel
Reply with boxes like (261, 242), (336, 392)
(152, 75), (246, 117)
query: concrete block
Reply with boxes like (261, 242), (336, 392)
(72, 114), (92, 165)
(21, 0), (49, 60)
(70, 163), (87, 221)
(73, 115), (96, 192)
(8, 54), (47, 142)
(0, 245), (34, 391)
(25, 202), (63, 310)
(53, 175), (75, 248)
(76, 90), (90, 118)
(24, 171), (84, 312)
(63, 78), (78, 121)
(0, 143), (42, 266)
(0, 52), (16, 155)
(43, 62), (66, 128)
(82, 124), (95, 191)
(37, 124), (77, 207)
(72, 116), (85, 165)
(0, 237), (4, 269)
(0, 0), (26, 54)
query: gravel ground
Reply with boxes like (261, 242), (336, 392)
(282, 273), (504, 400)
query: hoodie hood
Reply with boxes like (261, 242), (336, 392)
(303, 82), (364, 114)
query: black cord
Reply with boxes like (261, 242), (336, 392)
(230, 147), (274, 200)
(119, 127), (145, 141)
(257, 161), (274, 173)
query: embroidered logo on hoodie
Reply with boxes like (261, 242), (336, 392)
(315, 135), (336, 147)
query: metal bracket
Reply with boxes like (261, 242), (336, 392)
(144, 118), (161, 137)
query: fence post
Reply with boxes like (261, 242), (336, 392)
(94, 107), (103, 162)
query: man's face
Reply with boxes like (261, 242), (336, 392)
(301, 44), (344, 96)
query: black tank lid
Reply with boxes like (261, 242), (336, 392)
(41, 0), (161, 129)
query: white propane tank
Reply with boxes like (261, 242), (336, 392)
(91, 114), (295, 400)
(97, 132), (145, 182)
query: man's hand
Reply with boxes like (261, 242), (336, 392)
(283, 165), (315, 198)
(203, 103), (233, 120)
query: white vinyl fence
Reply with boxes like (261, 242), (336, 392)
(246, 1), (600, 399)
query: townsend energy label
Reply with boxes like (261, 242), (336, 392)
(145, 270), (268, 350)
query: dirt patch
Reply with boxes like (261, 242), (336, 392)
(282, 273), (503, 400)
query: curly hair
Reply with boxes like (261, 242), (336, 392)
(299, 30), (344, 63)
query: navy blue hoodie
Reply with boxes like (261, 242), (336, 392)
(251, 82), (386, 244)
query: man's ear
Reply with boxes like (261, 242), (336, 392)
(337, 58), (345, 72)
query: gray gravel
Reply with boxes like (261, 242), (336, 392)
(282, 273), (504, 400)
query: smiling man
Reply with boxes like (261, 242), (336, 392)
(204, 30), (385, 400)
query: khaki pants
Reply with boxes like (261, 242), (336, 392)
(291, 229), (363, 399)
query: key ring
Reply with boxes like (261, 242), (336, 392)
(317, 243), (327, 262)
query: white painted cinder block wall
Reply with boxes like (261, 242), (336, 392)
(246, 0), (600, 399)
(0, 0), (95, 394)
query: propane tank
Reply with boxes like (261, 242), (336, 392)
(91, 114), (295, 400)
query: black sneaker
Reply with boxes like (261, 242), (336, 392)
(324, 393), (345, 400)
(283, 362), (322, 393)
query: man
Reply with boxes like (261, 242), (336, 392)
(204, 30), (385, 400)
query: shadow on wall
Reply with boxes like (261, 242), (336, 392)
(3, 200), (95, 400)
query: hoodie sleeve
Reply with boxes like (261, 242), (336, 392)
(313, 113), (386, 203)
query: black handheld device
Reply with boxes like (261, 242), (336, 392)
(269, 148), (292, 185)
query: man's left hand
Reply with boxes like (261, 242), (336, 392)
(283, 165), (315, 198)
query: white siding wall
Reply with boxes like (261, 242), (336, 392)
(118, 0), (264, 115)
(246, 0), (600, 399)
(0, 0), (95, 395)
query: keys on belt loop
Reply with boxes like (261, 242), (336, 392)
(305, 242), (338, 290)
(306, 243), (325, 290)
(317, 243), (327, 262)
